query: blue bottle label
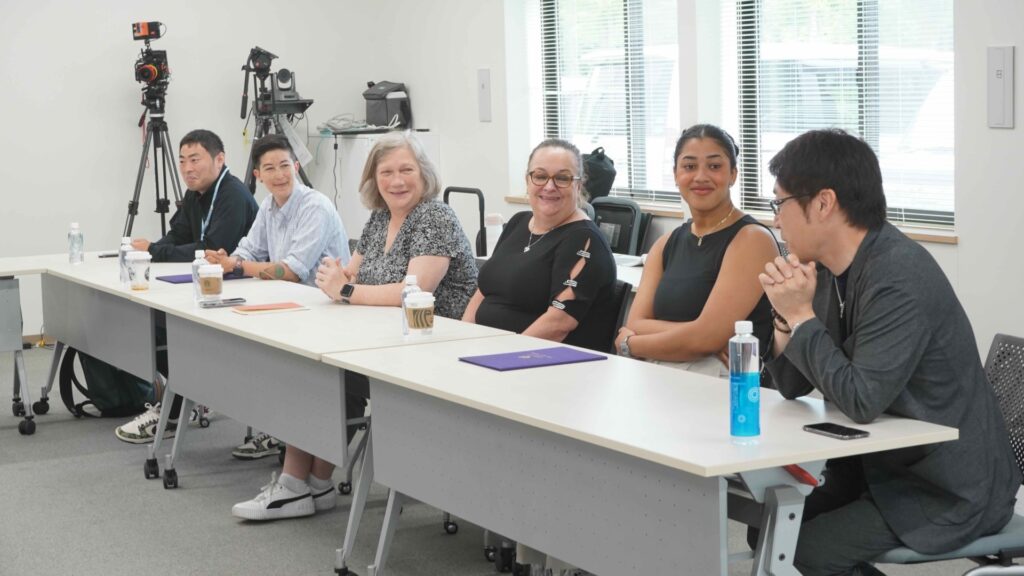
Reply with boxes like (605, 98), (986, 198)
(730, 371), (760, 437)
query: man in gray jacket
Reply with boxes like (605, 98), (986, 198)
(759, 128), (1020, 576)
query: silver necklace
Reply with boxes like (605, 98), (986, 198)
(524, 231), (548, 253)
(834, 277), (845, 319)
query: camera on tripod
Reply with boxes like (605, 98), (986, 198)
(132, 22), (170, 111)
(240, 46), (312, 119)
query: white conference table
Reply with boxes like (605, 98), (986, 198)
(128, 272), (508, 574)
(323, 334), (958, 576)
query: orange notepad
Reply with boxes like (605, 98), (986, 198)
(231, 302), (308, 315)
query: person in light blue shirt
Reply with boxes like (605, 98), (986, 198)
(207, 134), (350, 286)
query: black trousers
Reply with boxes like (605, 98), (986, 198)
(748, 457), (901, 576)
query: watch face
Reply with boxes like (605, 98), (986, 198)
(341, 283), (355, 298)
(619, 338), (629, 356)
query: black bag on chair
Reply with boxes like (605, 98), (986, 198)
(582, 147), (616, 199)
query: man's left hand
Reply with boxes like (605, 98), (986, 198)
(130, 238), (150, 251)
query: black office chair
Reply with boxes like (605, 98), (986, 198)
(874, 333), (1024, 573)
(605, 279), (633, 353)
(591, 197), (650, 255)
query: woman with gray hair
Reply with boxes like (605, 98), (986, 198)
(316, 131), (477, 318)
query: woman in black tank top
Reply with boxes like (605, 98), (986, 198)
(614, 124), (779, 373)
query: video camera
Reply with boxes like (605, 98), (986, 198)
(132, 22), (170, 112)
(240, 46), (312, 119)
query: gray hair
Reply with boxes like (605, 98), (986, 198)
(359, 131), (442, 211)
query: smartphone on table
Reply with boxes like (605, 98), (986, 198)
(198, 297), (246, 309)
(803, 422), (870, 440)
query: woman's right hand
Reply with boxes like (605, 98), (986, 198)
(316, 257), (350, 302)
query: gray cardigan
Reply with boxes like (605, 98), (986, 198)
(765, 222), (1020, 554)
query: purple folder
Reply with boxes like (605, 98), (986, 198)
(459, 346), (607, 372)
(155, 271), (245, 284)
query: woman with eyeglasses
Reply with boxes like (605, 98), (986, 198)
(463, 138), (616, 352)
(614, 124), (779, 375)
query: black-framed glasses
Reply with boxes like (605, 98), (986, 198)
(527, 170), (580, 189)
(768, 195), (801, 215)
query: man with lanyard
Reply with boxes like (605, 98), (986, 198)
(130, 129), (258, 261)
(115, 129), (259, 445)
(758, 128), (1019, 575)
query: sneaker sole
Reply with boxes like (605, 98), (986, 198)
(231, 498), (315, 521)
(311, 488), (337, 512)
(114, 425), (177, 445)
(230, 447), (282, 460)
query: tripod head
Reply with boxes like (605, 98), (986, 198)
(240, 46), (277, 119)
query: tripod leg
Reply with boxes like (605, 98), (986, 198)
(159, 129), (184, 207)
(125, 125), (157, 238)
(244, 119), (270, 195)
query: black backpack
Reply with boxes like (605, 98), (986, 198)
(582, 147), (617, 199)
(59, 348), (153, 418)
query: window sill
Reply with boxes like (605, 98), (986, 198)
(503, 195), (959, 245)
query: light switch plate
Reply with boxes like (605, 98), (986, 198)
(988, 46), (1015, 128)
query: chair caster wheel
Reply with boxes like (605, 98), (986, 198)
(484, 545), (497, 562)
(32, 399), (49, 415)
(12, 400), (25, 417)
(18, 418), (36, 435)
(199, 417), (210, 428)
(144, 458), (159, 479)
(163, 468), (178, 489)
(444, 520), (459, 534)
(338, 482), (352, 495)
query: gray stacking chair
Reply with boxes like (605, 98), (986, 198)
(875, 333), (1024, 574)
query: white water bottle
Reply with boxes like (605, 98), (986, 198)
(484, 213), (504, 257)
(191, 250), (206, 303)
(118, 237), (132, 286)
(400, 275), (421, 335)
(729, 320), (760, 440)
(68, 223), (84, 264)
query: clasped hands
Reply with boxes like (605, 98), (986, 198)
(758, 253), (817, 328)
(204, 249), (237, 273)
(315, 256), (350, 302)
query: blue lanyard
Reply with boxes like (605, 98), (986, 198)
(200, 168), (229, 244)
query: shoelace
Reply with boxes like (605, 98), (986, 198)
(249, 432), (273, 448)
(255, 472), (282, 502)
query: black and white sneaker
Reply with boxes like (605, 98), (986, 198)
(231, 432), (283, 460)
(231, 472), (314, 521)
(309, 482), (337, 512)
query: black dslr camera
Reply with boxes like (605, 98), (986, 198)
(133, 21), (169, 86)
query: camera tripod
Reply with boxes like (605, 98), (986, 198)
(124, 100), (183, 237)
(242, 113), (313, 194)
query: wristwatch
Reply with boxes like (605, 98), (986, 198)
(232, 257), (244, 277)
(618, 335), (633, 358)
(340, 283), (355, 303)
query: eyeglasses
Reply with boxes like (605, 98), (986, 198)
(527, 170), (580, 189)
(768, 195), (801, 215)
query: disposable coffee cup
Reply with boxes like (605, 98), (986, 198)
(404, 291), (435, 335)
(198, 264), (224, 302)
(126, 251), (152, 291)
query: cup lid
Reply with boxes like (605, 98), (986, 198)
(405, 291), (434, 305)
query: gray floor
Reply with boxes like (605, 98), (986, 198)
(1, 347), (974, 575)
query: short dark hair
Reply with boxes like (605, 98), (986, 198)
(672, 124), (739, 171)
(179, 129), (224, 157)
(769, 129), (887, 230)
(251, 134), (296, 167)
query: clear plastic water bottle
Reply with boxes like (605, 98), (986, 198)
(484, 213), (504, 257)
(68, 223), (84, 264)
(192, 250), (206, 303)
(729, 320), (760, 439)
(400, 275), (421, 335)
(118, 237), (132, 286)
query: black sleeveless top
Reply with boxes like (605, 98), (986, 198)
(652, 214), (773, 352)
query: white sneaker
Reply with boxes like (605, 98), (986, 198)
(309, 481), (337, 512)
(114, 403), (176, 444)
(231, 473), (314, 521)
(231, 432), (283, 460)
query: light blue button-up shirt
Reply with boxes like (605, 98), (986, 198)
(232, 183), (350, 285)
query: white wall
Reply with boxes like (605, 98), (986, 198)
(1, 0), (511, 336)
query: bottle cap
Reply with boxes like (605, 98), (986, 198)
(404, 275), (418, 285)
(485, 213), (504, 226)
(70, 222), (80, 229)
(195, 250), (206, 259)
(122, 237), (132, 244)
(735, 320), (753, 335)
